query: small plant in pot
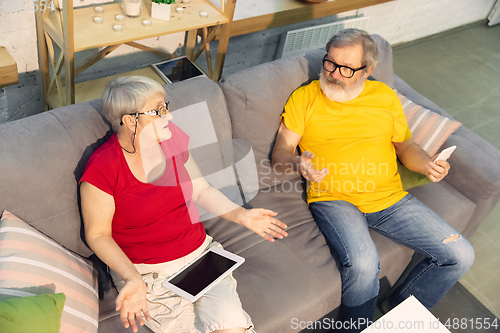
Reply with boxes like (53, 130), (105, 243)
(151, 0), (175, 21)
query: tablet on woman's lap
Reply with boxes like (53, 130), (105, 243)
(162, 247), (245, 303)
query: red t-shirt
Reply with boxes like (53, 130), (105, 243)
(80, 123), (206, 264)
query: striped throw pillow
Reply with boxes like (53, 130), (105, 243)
(0, 211), (98, 333)
(397, 93), (462, 156)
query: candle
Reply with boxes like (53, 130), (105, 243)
(93, 16), (104, 24)
(176, 7), (185, 15)
(113, 24), (123, 33)
(94, 6), (104, 14)
(115, 14), (125, 22)
(199, 11), (208, 19)
(142, 19), (152, 27)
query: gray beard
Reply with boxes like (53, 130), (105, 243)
(319, 70), (366, 102)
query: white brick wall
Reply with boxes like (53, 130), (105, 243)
(0, 0), (496, 122)
(365, 0), (496, 43)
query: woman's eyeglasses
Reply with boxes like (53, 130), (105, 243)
(141, 102), (170, 117)
(120, 102), (170, 126)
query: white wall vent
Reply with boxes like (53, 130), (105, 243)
(276, 17), (370, 59)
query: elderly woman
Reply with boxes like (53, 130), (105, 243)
(80, 76), (288, 333)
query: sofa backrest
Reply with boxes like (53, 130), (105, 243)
(220, 34), (395, 192)
(164, 77), (237, 221)
(0, 100), (112, 256)
(0, 76), (233, 257)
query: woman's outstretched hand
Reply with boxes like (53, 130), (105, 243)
(115, 277), (151, 332)
(241, 209), (288, 242)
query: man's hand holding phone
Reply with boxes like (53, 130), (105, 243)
(426, 145), (456, 182)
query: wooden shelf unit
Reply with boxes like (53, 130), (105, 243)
(35, 0), (236, 110)
(0, 47), (19, 88)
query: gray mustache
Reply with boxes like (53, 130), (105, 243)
(324, 75), (346, 88)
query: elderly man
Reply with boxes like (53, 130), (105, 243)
(271, 29), (474, 332)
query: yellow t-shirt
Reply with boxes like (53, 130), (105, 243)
(282, 80), (412, 213)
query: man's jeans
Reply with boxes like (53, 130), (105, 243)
(309, 194), (474, 333)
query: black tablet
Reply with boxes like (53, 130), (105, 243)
(162, 247), (245, 302)
(152, 56), (206, 84)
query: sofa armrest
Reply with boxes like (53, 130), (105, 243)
(393, 74), (500, 202)
(442, 133), (500, 203)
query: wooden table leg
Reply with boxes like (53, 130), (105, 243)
(35, 9), (50, 110)
(185, 30), (197, 60)
(63, 1), (75, 105)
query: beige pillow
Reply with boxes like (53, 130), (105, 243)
(0, 211), (98, 333)
(397, 93), (462, 156)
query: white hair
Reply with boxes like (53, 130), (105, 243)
(101, 76), (166, 131)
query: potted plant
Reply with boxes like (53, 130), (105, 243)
(151, 0), (175, 21)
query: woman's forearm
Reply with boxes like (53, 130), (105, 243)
(87, 235), (142, 283)
(194, 186), (247, 225)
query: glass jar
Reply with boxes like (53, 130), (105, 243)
(122, 0), (142, 17)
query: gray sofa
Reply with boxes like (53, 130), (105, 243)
(1, 35), (500, 333)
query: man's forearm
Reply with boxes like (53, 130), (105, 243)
(398, 142), (432, 175)
(271, 148), (301, 174)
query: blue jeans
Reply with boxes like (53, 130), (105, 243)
(309, 194), (474, 333)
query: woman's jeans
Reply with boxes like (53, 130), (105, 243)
(309, 194), (474, 332)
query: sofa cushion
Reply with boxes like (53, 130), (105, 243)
(0, 211), (99, 333)
(398, 92), (462, 156)
(220, 56), (312, 192)
(407, 181), (476, 235)
(165, 77), (234, 175)
(0, 101), (111, 257)
(0, 293), (66, 333)
(369, 34), (395, 88)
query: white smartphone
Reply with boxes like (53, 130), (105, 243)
(434, 145), (456, 162)
(162, 247), (245, 303)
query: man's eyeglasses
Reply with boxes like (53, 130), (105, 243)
(322, 55), (366, 79)
(120, 102), (170, 126)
